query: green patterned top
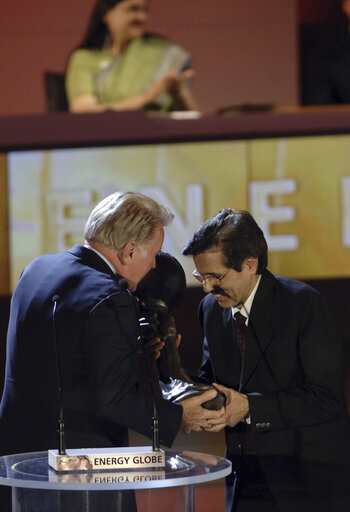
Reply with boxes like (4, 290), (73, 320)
(66, 36), (191, 111)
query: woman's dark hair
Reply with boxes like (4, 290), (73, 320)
(79, 0), (125, 49)
(183, 209), (268, 274)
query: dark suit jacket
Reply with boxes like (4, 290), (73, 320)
(0, 245), (182, 455)
(198, 270), (349, 461)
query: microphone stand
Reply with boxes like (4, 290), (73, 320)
(52, 295), (66, 455)
(152, 400), (160, 452)
(138, 317), (161, 452)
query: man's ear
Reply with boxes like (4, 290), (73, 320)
(119, 242), (136, 265)
(246, 257), (258, 273)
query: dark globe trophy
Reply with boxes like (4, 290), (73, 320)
(136, 252), (225, 410)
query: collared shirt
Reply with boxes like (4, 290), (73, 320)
(84, 242), (117, 275)
(232, 274), (261, 325)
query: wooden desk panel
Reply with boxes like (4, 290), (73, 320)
(2, 107), (350, 152)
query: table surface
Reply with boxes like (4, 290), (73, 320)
(2, 107), (350, 152)
(0, 450), (231, 491)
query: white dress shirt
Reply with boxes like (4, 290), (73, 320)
(84, 242), (117, 275)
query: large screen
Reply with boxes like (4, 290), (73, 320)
(6, 135), (350, 292)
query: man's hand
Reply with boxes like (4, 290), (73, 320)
(140, 337), (164, 361)
(203, 383), (250, 432)
(141, 333), (181, 361)
(180, 389), (225, 434)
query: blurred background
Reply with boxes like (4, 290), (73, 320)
(0, 0), (344, 116)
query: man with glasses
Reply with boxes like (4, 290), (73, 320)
(183, 208), (349, 511)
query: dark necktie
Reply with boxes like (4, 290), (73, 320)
(234, 311), (247, 359)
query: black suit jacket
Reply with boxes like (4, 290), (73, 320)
(0, 245), (182, 455)
(198, 270), (349, 460)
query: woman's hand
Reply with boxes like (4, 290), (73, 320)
(163, 69), (195, 97)
(143, 69), (198, 110)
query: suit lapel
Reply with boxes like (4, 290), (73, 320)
(241, 271), (276, 388)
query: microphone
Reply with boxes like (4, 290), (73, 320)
(51, 294), (66, 455)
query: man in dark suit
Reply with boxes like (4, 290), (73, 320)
(183, 208), (350, 511)
(0, 191), (222, 510)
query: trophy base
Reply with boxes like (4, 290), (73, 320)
(160, 379), (226, 410)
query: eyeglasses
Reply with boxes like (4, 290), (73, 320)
(192, 269), (230, 285)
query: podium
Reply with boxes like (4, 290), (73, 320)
(0, 449), (231, 512)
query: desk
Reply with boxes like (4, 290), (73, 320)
(0, 450), (231, 511)
(2, 107), (350, 152)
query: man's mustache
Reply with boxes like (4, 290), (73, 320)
(211, 286), (229, 297)
(211, 286), (243, 308)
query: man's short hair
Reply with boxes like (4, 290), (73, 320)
(183, 209), (268, 274)
(84, 191), (173, 250)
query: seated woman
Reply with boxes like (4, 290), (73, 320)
(66, 0), (198, 112)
